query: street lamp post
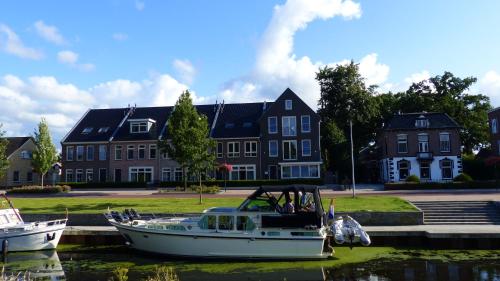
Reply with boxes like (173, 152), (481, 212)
(349, 119), (356, 198)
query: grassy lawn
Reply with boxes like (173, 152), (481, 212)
(8, 195), (416, 214)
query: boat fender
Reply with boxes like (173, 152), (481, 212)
(360, 230), (371, 246)
(2, 240), (7, 256)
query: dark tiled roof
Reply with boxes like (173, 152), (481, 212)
(163, 104), (219, 139)
(384, 112), (460, 130)
(4, 137), (31, 156)
(63, 108), (129, 143)
(113, 106), (173, 141)
(212, 102), (270, 138)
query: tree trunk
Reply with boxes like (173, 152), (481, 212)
(183, 166), (187, 191)
(199, 174), (203, 204)
(40, 173), (45, 187)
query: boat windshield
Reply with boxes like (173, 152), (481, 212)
(238, 196), (279, 212)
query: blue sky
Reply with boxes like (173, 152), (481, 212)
(1, 0), (500, 147)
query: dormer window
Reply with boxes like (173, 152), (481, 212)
(415, 116), (429, 128)
(285, 100), (292, 110)
(98, 127), (110, 133)
(82, 127), (93, 134)
(129, 119), (155, 133)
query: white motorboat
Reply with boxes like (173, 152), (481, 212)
(106, 185), (334, 259)
(0, 195), (67, 252)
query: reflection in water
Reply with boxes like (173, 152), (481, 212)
(0, 249), (499, 281)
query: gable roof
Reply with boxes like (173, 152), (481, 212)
(63, 108), (130, 143)
(383, 112), (461, 130)
(259, 88), (317, 120)
(212, 102), (270, 138)
(4, 137), (32, 157)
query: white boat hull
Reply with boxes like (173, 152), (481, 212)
(0, 223), (66, 252)
(112, 222), (329, 259)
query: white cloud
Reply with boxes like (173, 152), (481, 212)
(33, 20), (66, 45)
(135, 0), (145, 11)
(219, 0), (377, 109)
(173, 59), (196, 85)
(0, 23), (44, 60)
(404, 70), (431, 85)
(480, 70), (500, 106)
(57, 50), (95, 72)
(112, 33), (128, 41)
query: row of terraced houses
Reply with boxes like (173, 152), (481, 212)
(60, 89), (322, 183)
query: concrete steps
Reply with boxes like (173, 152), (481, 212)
(411, 201), (500, 225)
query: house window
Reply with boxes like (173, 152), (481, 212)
(217, 142), (223, 158)
(418, 134), (429, 152)
(162, 152), (170, 159)
(130, 122), (148, 133)
(115, 145), (122, 160)
(174, 168), (183, 182)
(129, 167), (153, 183)
(244, 141), (257, 157)
(149, 144), (157, 159)
(440, 159), (453, 180)
(13, 171), (19, 183)
(76, 146), (84, 161)
(227, 142), (240, 158)
(440, 133), (451, 152)
(268, 117), (277, 134)
(397, 134), (408, 153)
(26, 172), (33, 183)
(65, 169), (73, 182)
(138, 145), (146, 159)
(76, 169), (83, 182)
(282, 116), (297, 136)
(81, 127), (93, 134)
(398, 160), (410, 181)
(269, 140), (278, 157)
(20, 150), (31, 159)
(86, 169), (93, 182)
(229, 165), (256, 180)
(281, 164), (319, 179)
(66, 146), (74, 161)
(302, 139), (311, 156)
(99, 145), (107, 160)
(285, 99), (292, 110)
(415, 118), (428, 128)
(98, 127), (109, 133)
(301, 115), (311, 133)
(492, 118), (498, 134)
(127, 145), (135, 160)
(283, 140), (297, 160)
(99, 168), (107, 182)
(86, 145), (94, 161)
(420, 162), (431, 180)
(162, 168), (171, 181)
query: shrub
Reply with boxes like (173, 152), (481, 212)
(453, 173), (473, 182)
(59, 182), (148, 189)
(385, 181), (500, 190)
(405, 175), (420, 183)
(6, 185), (71, 194)
(158, 178), (323, 188)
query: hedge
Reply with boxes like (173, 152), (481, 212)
(385, 181), (500, 190)
(6, 185), (71, 194)
(60, 178), (323, 189)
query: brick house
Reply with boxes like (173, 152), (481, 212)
(378, 112), (462, 182)
(61, 88), (322, 183)
(488, 107), (500, 156)
(0, 137), (39, 187)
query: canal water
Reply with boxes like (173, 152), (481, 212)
(2, 247), (500, 281)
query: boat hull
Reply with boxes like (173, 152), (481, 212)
(0, 224), (66, 252)
(112, 223), (329, 259)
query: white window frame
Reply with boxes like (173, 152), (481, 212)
(439, 133), (451, 152)
(162, 152), (170, 159)
(244, 141), (257, 157)
(174, 167), (183, 182)
(76, 146), (84, 161)
(229, 165), (256, 180)
(127, 145), (135, 160)
(302, 139), (311, 156)
(65, 169), (73, 182)
(285, 99), (292, 110)
(128, 167), (154, 183)
(138, 144), (146, 159)
(162, 168), (171, 181)
(115, 145), (122, 160)
(98, 145), (107, 161)
(86, 145), (94, 161)
(269, 140), (278, 157)
(85, 169), (93, 182)
(418, 134), (429, 153)
(397, 134), (408, 154)
(420, 161), (431, 180)
(149, 144), (157, 159)
(440, 159), (453, 180)
(301, 115), (311, 133)
(282, 116), (297, 137)
(20, 150), (31, 159)
(75, 169), (83, 183)
(130, 122), (148, 133)
(217, 142), (223, 158)
(280, 164), (320, 179)
(282, 140), (297, 160)
(415, 119), (428, 128)
(398, 160), (410, 181)
(66, 146), (74, 161)
(268, 117), (277, 134)
(227, 142), (240, 158)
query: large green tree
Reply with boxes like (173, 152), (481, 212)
(32, 118), (57, 187)
(316, 62), (380, 178)
(394, 72), (491, 152)
(159, 90), (216, 200)
(0, 124), (9, 181)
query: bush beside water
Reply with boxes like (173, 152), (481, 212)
(6, 185), (71, 194)
(405, 175), (420, 183)
(158, 185), (220, 194)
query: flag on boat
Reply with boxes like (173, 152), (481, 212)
(328, 198), (335, 220)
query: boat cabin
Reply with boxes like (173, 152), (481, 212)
(0, 209), (23, 227)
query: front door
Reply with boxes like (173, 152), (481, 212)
(99, 169), (107, 182)
(114, 169), (122, 182)
(269, 165), (277, 179)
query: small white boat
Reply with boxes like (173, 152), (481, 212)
(0, 196), (67, 252)
(332, 215), (371, 246)
(106, 186), (334, 259)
